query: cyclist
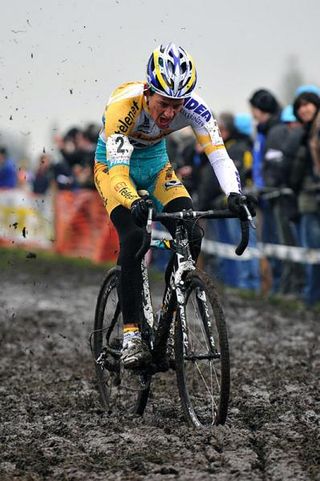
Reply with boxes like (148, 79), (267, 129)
(94, 42), (255, 368)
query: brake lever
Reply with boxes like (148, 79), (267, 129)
(242, 204), (256, 230)
(239, 195), (256, 230)
(146, 206), (153, 234)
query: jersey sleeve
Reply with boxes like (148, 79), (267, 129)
(183, 95), (242, 195)
(103, 85), (143, 208)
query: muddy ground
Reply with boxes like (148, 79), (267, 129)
(1, 249), (319, 481)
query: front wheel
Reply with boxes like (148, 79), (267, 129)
(175, 270), (230, 427)
(92, 267), (150, 415)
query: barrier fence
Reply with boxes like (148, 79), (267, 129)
(54, 190), (119, 263)
(0, 188), (319, 265)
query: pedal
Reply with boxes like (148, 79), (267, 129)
(96, 348), (120, 373)
(95, 349), (107, 367)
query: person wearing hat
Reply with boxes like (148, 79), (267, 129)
(249, 88), (283, 293)
(258, 103), (305, 295)
(249, 89), (281, 188)
(197, 112), (260, 292)
(289, 91), (320, 305)
(295, 84), (320, 98)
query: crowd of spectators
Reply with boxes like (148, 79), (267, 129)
(164, 83), (320, 306)
(0, 123), (99, 194)
(1, 84), (320, 306)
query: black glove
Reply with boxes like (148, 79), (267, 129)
(130, 197), (153, 227)
(227, 192), (257, 220)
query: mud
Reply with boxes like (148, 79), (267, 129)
(1, 252), (319, 481)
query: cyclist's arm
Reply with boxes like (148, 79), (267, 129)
(103, 94), (142, 209)
(183, 94), (241, 195)
(194, 124), (242, 195)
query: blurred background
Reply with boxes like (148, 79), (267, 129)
(1, 0), (319, 158)
(1, 0), (320, 306)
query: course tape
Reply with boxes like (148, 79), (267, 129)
(1, 187), (318, 265)
(152, 229), (320, 264)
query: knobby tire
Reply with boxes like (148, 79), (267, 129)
(93, 267), (150, 415)
(175, 269), (230, 427)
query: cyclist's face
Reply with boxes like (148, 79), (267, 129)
(147, 93), (184, 129)
(297, 101), (317, 123)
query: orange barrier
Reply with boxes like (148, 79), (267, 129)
(54, 190), (119, 263)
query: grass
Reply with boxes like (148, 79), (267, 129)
(0, 246), (112, 272)
(0, 246), (164, 283)
(220, 283), (319, 314)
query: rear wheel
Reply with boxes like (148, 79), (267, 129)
(175, 270), (230, 427)
(92, 267), (150, 415)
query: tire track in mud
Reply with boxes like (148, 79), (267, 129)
(0, 256), (319, 480)
(225, 297), (320, 481)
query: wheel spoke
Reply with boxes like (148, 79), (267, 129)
(193, 360), (218, 410)
(175, 271), (230, 427)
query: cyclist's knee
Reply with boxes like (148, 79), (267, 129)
(164, 196), (193, 213)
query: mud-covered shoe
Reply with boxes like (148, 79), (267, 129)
(121, 336), (151, 369)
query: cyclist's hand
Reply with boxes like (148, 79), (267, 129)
(227, 192), (257, 220)
(130, 197), (153, 227)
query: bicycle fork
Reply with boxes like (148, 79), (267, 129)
(141, 258), (155, 349)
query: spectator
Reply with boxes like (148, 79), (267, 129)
(72, 163), (94, 189)
(73, 123), (99, 190)
(32, 154), (53, 195)
(54, 125), (97, 190)
(259, 105), (304, 294)
(0, 147), (17, 188)
(53, 128), (80, 190)
(16, 159), (33, 191)
(234, 112), (254, 138)
(249, 88), (282, 293)
(167, 128), (203, 201)
(289, 91), (320, 305)
(249, 88), (282, 188)
(198, 112), (260, 291)
(179, 141), (208, 204)
(219, 112), (253, 186)
(55, 127), (83, 168)
(52, 157), (75, 190)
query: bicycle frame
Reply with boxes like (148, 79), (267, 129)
(140, 220), (198, 360)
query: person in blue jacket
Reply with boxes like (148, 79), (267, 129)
(249, 89), (281, 188)
(0, 147), (17, 188)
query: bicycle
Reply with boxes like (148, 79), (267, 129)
(90, 205), (251, 427)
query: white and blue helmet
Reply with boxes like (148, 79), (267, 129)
(147, 42), (197, 99)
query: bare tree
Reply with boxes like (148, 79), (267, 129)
(281, 54), (304, 104)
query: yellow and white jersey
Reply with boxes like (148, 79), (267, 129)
(96, 81), (241, 202)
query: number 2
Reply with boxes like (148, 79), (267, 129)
(116, 136), (125, 153)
